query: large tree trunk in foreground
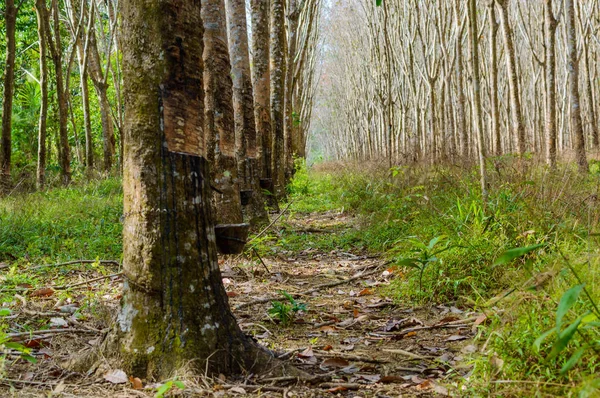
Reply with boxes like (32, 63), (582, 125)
(202, 0), (243, 225)
(1, 0), (17, 192)
(565, 0), (588, 172)
(226, 0), (268, 225)
(115, 0), (278, 379)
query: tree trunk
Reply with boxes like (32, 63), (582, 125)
(202, 0), (243, 225)
(468, 0), (487, 201)
(226, 0), (268, 225)
(47, 0), (72, 185)
(544, 0), (558, 168)
(270, 0), (287, 198)
(114, 0), (281, 379)
(454, 0), (468, 159)
(489, 2), (501, 156)
(1, 0), (17, 192)
(565, 0), (588, 172)
(497, 0), (526, 156)
(35, 0), (49, 189)
(250, 0), (273, 182)
(284, 0), (299, 182)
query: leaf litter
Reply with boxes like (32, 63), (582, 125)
(0, 210), (485, 397)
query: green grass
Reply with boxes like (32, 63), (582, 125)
(0, 177), (123, 264)
(279, 158), (600, 397)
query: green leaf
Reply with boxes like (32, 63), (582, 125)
(21, 354), (37, 364)
(173, 380), (185, 389)
(395, 258), (420, 268)
(155, 381), (172, 398)
(560, 346), (586, 374)
(376, 0), (382, 5)
(493, 244), (544, 266)
(533, 327), (556, 351)
(556, 284), (584, 331)
(548, 316), (584, 360)
(0, 308), (11, 316)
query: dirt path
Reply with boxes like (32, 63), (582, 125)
(1, 211), (481, 397)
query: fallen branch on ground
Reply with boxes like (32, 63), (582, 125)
(8, 328), (102, 339)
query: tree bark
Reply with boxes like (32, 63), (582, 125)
(45, 0), (72, 185)
(270, 0), (287, 198)
(115, 0), (280, 379)
(565, 0), (588, 172)
(202, 0), (243, 225)
(226, 0), (268, 225)
(35, 0), (49, 189)
(489, 2), (501, 156)
(544, 0), (558, 168)
(453, 0), (468, 159)
(86, 22), (116, 172)
(497, 0), (526, 156)
(1, 0), (17, 192)
(250, 0), (273, 182)
(468, 0), (487, 201)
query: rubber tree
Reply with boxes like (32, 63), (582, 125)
(35, 0), (49, 189)
(270, 0), (286, 198)
(202, 0), (243, 225)
(226, 0), (268, 225)
(114, 0), (281, 379)
(565, 0), (588, 172)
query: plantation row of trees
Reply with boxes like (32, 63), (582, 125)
(0, 0), (321, 214)
(313, 0), (600, 173)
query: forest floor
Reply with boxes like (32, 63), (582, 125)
(2, 159), (600, 397)
(0, 209), (475, 397)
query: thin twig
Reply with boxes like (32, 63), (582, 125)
(54, 272), (122, 290)
(28, 260), (121, 271)
(8, 328), (102, 339)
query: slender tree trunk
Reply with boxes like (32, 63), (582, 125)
(1, 0), (17, 192)
(270, 0), (286, 198)
(582, 41), (599, 149)
(497, 0), (526, 155)
(35, 0), (49, 189)
(565, 0), (588, 172)
(47, 0), (72, 184)
(489, 2), (501, 156)
(202, 0), (243, 225)
(544, 0), (558, 168)
(87, 27), (116, 172)
(284, 0), (299, 182)
(226, 0), (268, 225)
(468, 0), (487, 201)
(250, 0), (273, 183)
(454, 1), (468, 159)
(113, 0), (282, 379)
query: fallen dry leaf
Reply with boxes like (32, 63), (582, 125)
(437, 315), (460, 324)
(129, 376), (143, 390)
(322, 345), (333, 351)
(228, 386), (246, 394)
(53, 380), (66, 394)
(327, 386), (348, 393)
(358, 288), (373, 296)
(445, 334), (468, 342)
(103, 369), (128, 384)
(319, 325), (337, 333)
(416, 379), (433, 390)
(321, 357), (351, 368)
(380, 375), (404, 384)
(226, 291), (239, 297)
(298, 346), (314, 358)
(30, 287), (54, 297)
(404, 331), (417, 338)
